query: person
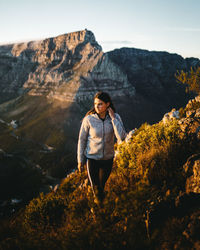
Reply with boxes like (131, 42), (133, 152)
(77, 91), (126, 205)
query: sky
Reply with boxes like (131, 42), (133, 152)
(0, 0), (200, 58)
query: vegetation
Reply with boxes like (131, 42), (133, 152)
(0, 96), (200, 249)
(176, 66), (200, 95)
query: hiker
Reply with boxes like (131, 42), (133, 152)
(77, 91), (126, 204)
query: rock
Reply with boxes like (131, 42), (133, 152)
(186, 95), (200, 110)
(162, 108), (180, 124)
(186, 110), (196, 118)
(195, 108), (200, 118)
(195, 96), (200, 102)
(125, 129), (137, 142)
(178, 115), (200, 135)
(11, 198), (22, 204)
(183, 154), (200, 193)
(10, 120), (18, 129)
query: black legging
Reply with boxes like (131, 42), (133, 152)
(87, 158), (113, 199)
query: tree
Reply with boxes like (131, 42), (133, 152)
(175, 67), (200, 94)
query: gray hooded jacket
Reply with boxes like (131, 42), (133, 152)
(77, 113), (126, 163)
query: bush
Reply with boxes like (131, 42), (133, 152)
(115, 118), (199, 194)
(176, 67), (200, 95)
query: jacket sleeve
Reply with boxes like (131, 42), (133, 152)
(111, 113), (126, 142)
(77, 117), (89, 164)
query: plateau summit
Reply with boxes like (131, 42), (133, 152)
(0, 29), (134, 103)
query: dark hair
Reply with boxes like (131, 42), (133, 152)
(85, 91), (115, 116)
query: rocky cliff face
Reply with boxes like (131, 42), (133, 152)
(0, 29), (134, 103)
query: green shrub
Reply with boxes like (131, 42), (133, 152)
(115, 118), (199, 194)
(116, 121), (180, 180)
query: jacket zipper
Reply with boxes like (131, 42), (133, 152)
(102, 119), (105, 158)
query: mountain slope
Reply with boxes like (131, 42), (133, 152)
(0, 95), (200, 250)
(108, 48), (200, 108)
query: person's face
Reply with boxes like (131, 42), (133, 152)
(94, 98), (110, 115)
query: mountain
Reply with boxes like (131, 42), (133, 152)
(0, 29), (134, 103)
(108, 48), (199, 100)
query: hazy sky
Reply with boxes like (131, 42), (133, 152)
(1, 0), (200, 58)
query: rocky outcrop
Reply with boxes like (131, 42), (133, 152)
(184, 154), (200, 193)
(162, 108), (180, 124)
(178, 96), (200, 137)
(182, 95), (200, 193)
(178, 97), (200, 194)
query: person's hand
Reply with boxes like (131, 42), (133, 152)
(108, 107), (115, 120)
(78, 162), (84, 173)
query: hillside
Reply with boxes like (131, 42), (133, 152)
(0, 95), (200, 250)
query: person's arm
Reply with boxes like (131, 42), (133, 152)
(108, 108), (126, 142)
(77, 117), (89, 171)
